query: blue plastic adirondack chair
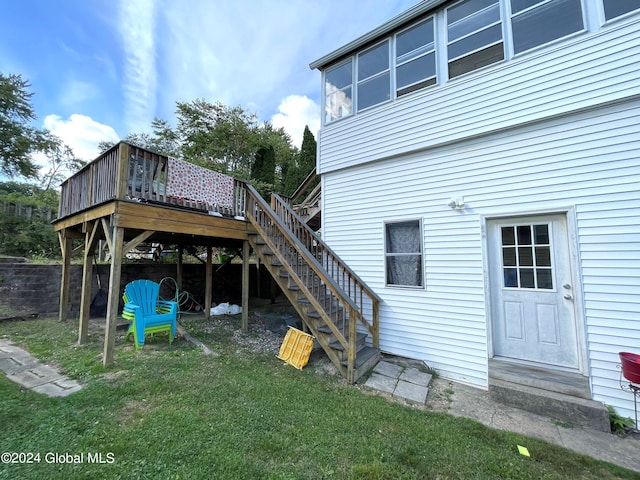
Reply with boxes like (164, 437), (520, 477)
(122, 279), (178, 349)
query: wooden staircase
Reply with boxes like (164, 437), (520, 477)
(244, 184), (381, 383)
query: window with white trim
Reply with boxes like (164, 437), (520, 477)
(511, 0), (584, 55)
(357, 40), (391, 111)
(324, 60), (353, 123)
(446, 0), (504, 78)
(385, 220), (423, 287)
(602, 0), (640, 20)
(395, 18), (437, 97)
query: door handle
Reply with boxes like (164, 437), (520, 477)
(563, 294), (573, 300)
(563, 284), (571, 290)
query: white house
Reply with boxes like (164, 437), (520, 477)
(310, 0), (640, 423)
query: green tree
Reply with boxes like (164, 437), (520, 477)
(175, 99), (261, 177)
(251, 145), (276, 197)
(282, 125), (317, 197)
(0, 73), (46, 178)
(0, 182), (59, 258)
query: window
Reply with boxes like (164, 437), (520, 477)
(447, 0), (504, 78)
(396, 18), (437, 96)
(511, 0), (584, 54)
(357, 41), (390, 111)
(385, 220), (423, 287)
(325, 60), (353, 123)
(603, 0), (640, 20)
(501, 224), (553, 289)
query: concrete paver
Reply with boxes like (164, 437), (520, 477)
(373, 361), (403, 378)
(364, 372), (397, 394)
(0, 338), (81, 398)
(394, 379), (429, 404)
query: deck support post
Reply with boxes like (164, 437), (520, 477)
(78, 221), (101, 343)
(241, 240), (249, 332)
(103, 225), (124, 367)
(205, 245), (212, 319)
(58, 230), (72, 322)
(176, 245), (183, 291)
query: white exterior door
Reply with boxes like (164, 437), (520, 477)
(488, 214), (579, 369)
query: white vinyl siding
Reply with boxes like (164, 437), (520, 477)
(318, 17), (639, 174)
(321, 99), (640, 418)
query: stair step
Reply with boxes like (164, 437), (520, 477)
(341, 346), (380, 370)
(329, 332), (367, 351)
(489, 379), (610, 432)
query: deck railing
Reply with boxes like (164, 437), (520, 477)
(58, 142), (247, 219)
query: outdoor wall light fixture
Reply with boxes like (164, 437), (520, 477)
(448, 197), (465, 210)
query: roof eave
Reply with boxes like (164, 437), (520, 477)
(309, 0), (447, 71)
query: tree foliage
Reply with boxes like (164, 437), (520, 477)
(0, 73), (46, 178)
(281, 125), (317, 197)
(0, 181), (60, 258)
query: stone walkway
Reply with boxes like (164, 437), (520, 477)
(0, 338), (81, 397)
(364, 359), (432, 404)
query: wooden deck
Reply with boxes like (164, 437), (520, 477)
(54, 142), (379, 383)
(53, 142), (254, 367)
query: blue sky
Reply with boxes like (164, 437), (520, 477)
(0, 0), (417, 161)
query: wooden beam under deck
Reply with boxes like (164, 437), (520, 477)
(53, 200), (253, 244)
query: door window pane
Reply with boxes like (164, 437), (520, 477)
(520, 268), (535, 288)
(500, 223), (553, 289)
(518, 247), (533, 266)
(536, 269), (553, 289)
(535, 246), (551, 266)
(517, 225), (531, 245)
(502, 226), (515, 245)
(533, 224), (549, 244)
(502, 247), (516, 266)
(511, 0), (584, 54)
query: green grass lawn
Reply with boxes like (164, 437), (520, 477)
(0, 315), (637, 480)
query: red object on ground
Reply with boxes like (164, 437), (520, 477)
(620, 352), (640, 384)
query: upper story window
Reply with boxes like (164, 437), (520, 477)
(511, 0), (584, 55)
(603, 0), (640, 20)
(446, 0), (504, 78)
(395, 18), (437, 97)
(357, 41), (391, 111)
(325, 60), (353, 123)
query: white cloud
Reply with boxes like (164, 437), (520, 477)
(119, 0), (157, 133)
(43, 114), (120, 161)
(271, 95), (320, 149)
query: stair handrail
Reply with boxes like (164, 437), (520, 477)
(245, 184), (363, 349)
(289, 167), (317, 203)
(271, 192), (380, 347)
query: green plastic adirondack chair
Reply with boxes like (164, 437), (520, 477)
(122, 279), (178, 349)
